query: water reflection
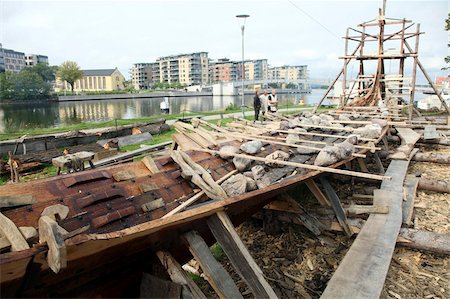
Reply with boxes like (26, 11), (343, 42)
(0, 89), (328, 133)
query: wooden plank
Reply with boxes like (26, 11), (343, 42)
(345, 204), (388, 215)
(183, 231), (243, 299)
(0, 194), (36, 208)
(319, 177), (353, 237)
(207, 212), (277, 299)
(357, 158), (369, 172)
(163, 170), (238, 218)
(395, 127), (421, 146)
(402, 175), (419, 226)
(141, 155), (160, 173)
(0, 212), (30, 251)
(156, 251), (207, 299)
(423, 125), (440, 140)
(305, 179), (331, 207)
(0, 227), (36, 250)
(321, 160), (408, 299)
(38, 215), (67, 273)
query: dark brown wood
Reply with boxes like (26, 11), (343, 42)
(183, 231), (243, 299)
(319, 176), (353, 236)
(305, 179), (331, 207)
(207, 212), (277, 299)
(140, 273), (182, 299)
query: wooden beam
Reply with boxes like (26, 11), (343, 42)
(195, 148), (391, 182)
(402, 175), (419, 226)
(305, 179), (331, 207)
(319, 176), (353, 236)
(141, 155), (160, 173)
(38, 215), (67, 273)
(163, 170), (238, 218)
(183, 231), (243, 299)
(207, 212), (277, 298)
(0, 195), (36, 208)
(0, 226), (36, 251)
(0, 212), (30, 252)
(156, 251), (207, 299)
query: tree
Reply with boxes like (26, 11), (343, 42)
(0, 70), (51, 101)
(443, 13), (450, 70)
(29, 63), (58, 82)
(56, 61), (83, 92)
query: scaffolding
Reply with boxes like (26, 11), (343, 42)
(313, 5), (450, 119)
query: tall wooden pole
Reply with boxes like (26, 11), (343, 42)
(409, 23), (420, 121)
(342, 28), (349, 108)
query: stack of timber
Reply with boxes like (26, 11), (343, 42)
(0, 110), (393, 297)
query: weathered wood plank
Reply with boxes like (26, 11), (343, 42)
(319, 176), (353, 237)
(0, 212), (30, 251)
(402, 175), (419, 225)
(321, 160), (408, 299)
(305, 179), (331, 207)
(141, 155), (160, 173)
(207, 212), (277, 299)
(156, 251), (207, 299)
(0, 195), (36, 208)
(183, 231), (243, 299)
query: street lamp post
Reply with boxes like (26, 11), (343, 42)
(236, 14), (250, 118)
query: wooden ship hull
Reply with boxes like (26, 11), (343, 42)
(0, 116), (390, 297)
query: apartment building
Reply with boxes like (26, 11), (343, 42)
(56, 68), (125, 92)
(0, 44), (4, 72)
(25, 54), (49, 66)
(130, 63), (153, 90)
(209, 58), (237, 82)
(156, 52), (209, 85)
(268, 65), (308, 81)
(2, 48), (25, 73)
(236, 59), (268, 81)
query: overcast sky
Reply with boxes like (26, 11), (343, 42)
(1, 0), (448, 82)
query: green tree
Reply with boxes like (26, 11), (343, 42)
(443, 13), (450, 70)
(29, 63), (58, 82)
(0, 70), (51, 101)
(56, 61), (83, 92)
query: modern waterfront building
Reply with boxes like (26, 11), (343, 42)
(268, 65), (308, 81)
(25, 54), (49, 66)
(130, 63), (153, 90)
(156, 52), (209, 86)
(0, 44), (4, 72)
(209, 58), (268, 82)
(209, 58), (237, 83)
(55, 68), (126, 92)
(2, 48), (25, 73)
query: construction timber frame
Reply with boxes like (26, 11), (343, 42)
(313, 3), (450, 118)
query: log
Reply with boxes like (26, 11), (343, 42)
(327, 219), (450, 255)
(412, 152), (450, 164)
(418, 178), (450, 193)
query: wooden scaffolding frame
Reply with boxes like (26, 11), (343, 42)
(313, 5), (450, 118)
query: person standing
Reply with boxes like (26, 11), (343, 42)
(267, 89), (278, 113)
(253, 89), (261, 122)
(259, 89), (269, 115)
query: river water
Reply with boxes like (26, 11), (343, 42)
(0, 89), (334, 132)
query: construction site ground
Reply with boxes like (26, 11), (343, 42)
(190, 145), (450, 298)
